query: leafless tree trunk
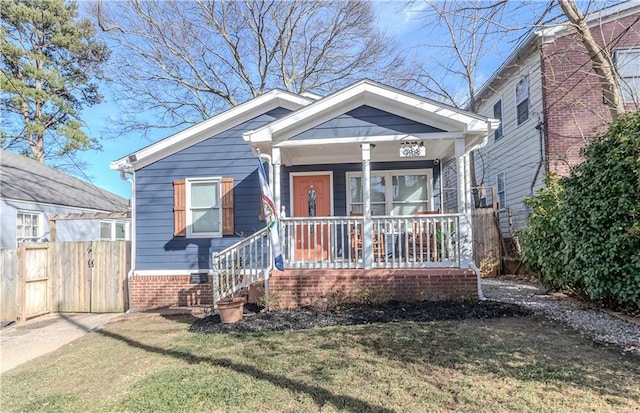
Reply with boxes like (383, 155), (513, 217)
(558, 0), (625, 121)
(92, 0), (413, 134)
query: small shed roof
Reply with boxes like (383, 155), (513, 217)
(1, 150), (129, 212)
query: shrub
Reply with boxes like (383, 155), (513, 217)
(520, 173), (567, 290)
(561, 113), (640, 308)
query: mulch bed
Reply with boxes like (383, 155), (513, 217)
(190, 300), (530, 334)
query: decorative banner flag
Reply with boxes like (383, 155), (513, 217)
(257, 159), (284, 271)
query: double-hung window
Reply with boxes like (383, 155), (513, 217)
(515, 76), (529, 125)
(17, 211), (41, 243)
(496, 172), (506, 211)
(347, 169), (433, 215)
(186, 178), (222, 237)
(615, 48), (640, 103)
(493, 99), (503, 140)
(100, 221), (127, 241)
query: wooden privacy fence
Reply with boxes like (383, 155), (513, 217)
(471, 208), (502, 276)
(0, 241), (130, 323)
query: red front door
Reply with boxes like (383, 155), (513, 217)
(292, 174), (331, 261)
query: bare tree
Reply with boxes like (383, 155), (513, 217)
(92, 0), (411, 134)
(558, 0), (626, 120)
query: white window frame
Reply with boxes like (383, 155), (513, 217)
(496, 171), (506, 211)
(515, 76), (529, 126)
(615, 48), (640, 103)
(186, 177), (223, 238)
(100, 220), (128, 241)
(17, 211), (42, 243)
(346, 169), (434, 216)
(493, 99), (503, 140)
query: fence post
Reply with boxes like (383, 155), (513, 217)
(17, 244), (27, 324)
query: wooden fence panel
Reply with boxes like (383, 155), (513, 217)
(472, 208), (502, 277)
(50, 241), (91, 312)
(0, 249), (19, 322)
(91, 241), (130, 312)
(23, 244), (50, 318)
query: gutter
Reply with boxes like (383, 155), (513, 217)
(117, 167), (135, 313)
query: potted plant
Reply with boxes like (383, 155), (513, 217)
(216, 295), (245, 323)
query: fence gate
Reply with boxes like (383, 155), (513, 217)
(19, 244), (50, 321)
(50, 241), (130, 313)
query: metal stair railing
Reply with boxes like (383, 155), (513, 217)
(212, 227), (271, 305)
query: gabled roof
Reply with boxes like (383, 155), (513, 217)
(1, 150), (129, 212)
(111, 89), (313, 171)
(475, 0), (640, 103)
(244, 79), (498, 147)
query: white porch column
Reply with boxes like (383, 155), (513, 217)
(362, 143), (373, 269)
(455, 139), (473, 267)
(272, 148), (282, 215)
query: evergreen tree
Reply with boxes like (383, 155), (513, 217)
(1, 0), (109, 163)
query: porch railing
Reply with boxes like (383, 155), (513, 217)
(281, 214), (461, 269)
(212, 227), (271, 303)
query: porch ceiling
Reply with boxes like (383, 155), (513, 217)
(271, 138), (455, 166)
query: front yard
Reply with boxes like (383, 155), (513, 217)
(1, 312), (639, 412)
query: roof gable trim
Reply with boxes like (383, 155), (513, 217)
(111, 90), (312, 171)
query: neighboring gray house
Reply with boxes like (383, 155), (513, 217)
(0, 150), (130, 249)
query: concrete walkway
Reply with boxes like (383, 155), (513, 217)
(0, 312), (122, 374)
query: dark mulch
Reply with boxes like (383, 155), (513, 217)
(190, 300), (530, 334)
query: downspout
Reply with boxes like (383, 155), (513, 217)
(531, 120), (546, 195)
(119, 168), (135, 313)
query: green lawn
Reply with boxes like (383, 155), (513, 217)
(1, 314), (639, 412)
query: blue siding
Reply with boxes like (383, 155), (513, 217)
(282, 161), (441, 217)
(291, 106), (444, 140)
(135, 107), (291, 271)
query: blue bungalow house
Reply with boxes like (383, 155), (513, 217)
(111, 80), (499, 310)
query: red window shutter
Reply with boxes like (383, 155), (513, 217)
(221, 177), (234, 235)
(173, 180), (186, 237)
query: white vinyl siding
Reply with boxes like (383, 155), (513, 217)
(615, 48), (640, 103)
(474, 52), (544, 234)
(186, 177), (222, 237)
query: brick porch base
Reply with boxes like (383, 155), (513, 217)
(128, 269), (477, 311)
(267, 268), (477, 310)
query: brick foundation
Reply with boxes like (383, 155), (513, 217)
(129, 275), (213, 311)
(267, 268), (477, 310)
(129, 269), (478, 311)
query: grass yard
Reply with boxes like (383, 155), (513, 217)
(1, 314), (639, 412)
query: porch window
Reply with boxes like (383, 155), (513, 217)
(347, 169), (433, 215)
(615, 48), (640, 103)
(17, 211), (41, 242)
(515, 76), (529, 125)
(186, 178), (222, 237)
(496, 171), (506, 211)
(493, 99), (503, 140)
(100, 221), (127, 241)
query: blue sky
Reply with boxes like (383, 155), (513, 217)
(75, 0), (522, 200)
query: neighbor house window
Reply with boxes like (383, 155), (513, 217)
(493, 99), (503, 140)
(347, 169), (433, 215)
(615, 48), (640, 103)
(17, 211), (41, 242)
(496, 172), (506, 211)
(186, 178), (222, 237)
(515, 76), (529, 125)
(100, 221), (127, 241)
